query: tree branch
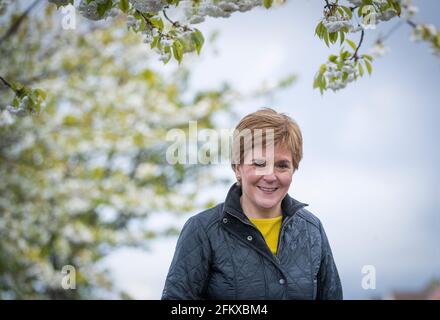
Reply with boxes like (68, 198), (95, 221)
(351, 29), (365, 60)
(0, 76), (14, 92)
(406, 19), (417, 28)
(162, 8), (192, 32)
(162, 8), (177, 27)
(0, 0), (43, 45)
(380, 19), (404, 42)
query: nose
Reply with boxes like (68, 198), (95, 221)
(262, 172), (277, 183)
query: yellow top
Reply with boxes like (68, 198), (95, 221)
(249, 215), (283, 255)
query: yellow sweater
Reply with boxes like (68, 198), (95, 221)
(249, 215), (283, 255)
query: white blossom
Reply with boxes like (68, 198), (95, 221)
(129, 0), (166, 14)
(188, 15), (205, 24)
(401, 0), (419, 19)
(127, 15), (141, 30)
(0, 109), (15, 126)
(368, 41), (390, 57)
(350, 24), (363, 33)
(181, 0), (263, 24)
(323, 10), (352, 33)
(425, 24), (437, 37)
(378, 8), (397, 22)
(346, 0), (362, 5)
(48, 0), (71, 7)
(324, 59), (358, 92)
(79, 0), (100, 20)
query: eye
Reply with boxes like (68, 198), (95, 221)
(277, 162), (291, 169)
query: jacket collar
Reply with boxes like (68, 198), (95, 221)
(221, 183), (308, 221)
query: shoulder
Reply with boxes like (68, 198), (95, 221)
(295, 207), (323, 231)
(184, 202), (223, 234)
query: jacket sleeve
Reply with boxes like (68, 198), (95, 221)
(316, 221), (343, 300)
(161, 216), (212, 300)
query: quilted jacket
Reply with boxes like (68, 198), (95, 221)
(161, 183), (343, 300)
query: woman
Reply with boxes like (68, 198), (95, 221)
(162, 108), (343, 300)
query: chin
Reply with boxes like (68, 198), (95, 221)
(256, 199), (281, 210)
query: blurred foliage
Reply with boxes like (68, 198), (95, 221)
(0, 2), (238, 299)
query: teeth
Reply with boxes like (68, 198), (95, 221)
(259, 187), (277, 192)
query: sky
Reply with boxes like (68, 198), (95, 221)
(103, 0), (440, 299)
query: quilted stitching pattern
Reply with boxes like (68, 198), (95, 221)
(162, 185), (343, 300)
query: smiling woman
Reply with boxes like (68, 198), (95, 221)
(162, 108), (343, 300)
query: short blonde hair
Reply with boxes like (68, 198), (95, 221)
(231, 108), (303, 171)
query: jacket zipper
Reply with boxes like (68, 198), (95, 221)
(275, 215), (294, 261)
(226, 210), (261, 232)
(225, 210), (277, 261)
(226, 210), (290, 265)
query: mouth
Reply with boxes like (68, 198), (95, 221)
(257, 186), (279, 194)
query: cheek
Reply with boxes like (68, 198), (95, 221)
(279, 173), (293, 187)
(241, 167), (259, 182)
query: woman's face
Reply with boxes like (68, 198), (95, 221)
(235, 144), (294, 217)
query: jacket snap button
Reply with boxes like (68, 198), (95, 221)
(247, 235), (253, 241)
(279, 279), (285, 285)
(222, 218), (228, 223)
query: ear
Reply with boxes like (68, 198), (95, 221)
(233, 164), (242, 183)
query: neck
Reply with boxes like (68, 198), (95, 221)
(240, 195), (282, 219)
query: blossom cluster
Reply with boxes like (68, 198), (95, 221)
(129, 0), (166, 14)
(324, 59), (358, 92)
(182, 0), (264, 24)
(78, 0), (118, 21)
(411, 24), (440, 56)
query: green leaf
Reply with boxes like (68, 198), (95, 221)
(329, 55), (338, 63)
(341, 50), (351, 60)
(323, 28), (330, 47)
(191, 28), (205, 55)
(313, 73), (323, 89)
(341, 5), (353, 18)
(340, 30), (345, 45)
(362, 54), (373, 62)
(139, 18), (145, 31)
(346, 38), (357, 51)
(391, 0), (401, 15)
(315, 21), (323, 38)
(172, 40), (184, 64)
(119, 0), (129, 12)
(329, 31), (338, 44)
(364, 59), (372, 75)
(150, 17), (164, 31)
(150, 36), (159, 49)
(162, 46), (172, 64)
(263, 0), (273, 9)
(96, 0), (112, 18)
(34, 88), (47, 101)
(313, 75), (320, 89)
(358, 62), (364, 77)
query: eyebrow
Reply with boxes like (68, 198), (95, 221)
(252, 158), (292, 165)
(275, 160), (292, 165)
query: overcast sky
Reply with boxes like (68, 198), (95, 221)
(103, 0), (440, 299)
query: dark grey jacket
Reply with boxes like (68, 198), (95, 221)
(162, 184), (343, 300)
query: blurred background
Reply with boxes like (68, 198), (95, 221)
(1, 0), (439, 299)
